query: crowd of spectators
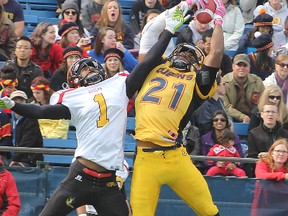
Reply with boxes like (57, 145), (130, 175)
(2, 0), (288, 214)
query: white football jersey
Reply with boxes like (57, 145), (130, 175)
(50, 72), (129, 170)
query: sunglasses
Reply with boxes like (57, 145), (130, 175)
(268, 95), (281, 100)
(236, 62), (248, 67)
(212, 118), (226, 122)
(273, 149), (288, 154)
(64, 10), (77, 16)
(278, 63), (288, 68)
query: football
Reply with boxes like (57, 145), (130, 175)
(194, 0), (216, 24)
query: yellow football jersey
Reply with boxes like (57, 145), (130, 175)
(134, 61), (198, 146)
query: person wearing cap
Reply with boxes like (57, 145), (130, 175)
(254, 0), (288, 31)
(103, 48), (125, 78)
(248, 33), (274, 80)
(0, 159), (21, 215)
(50, 46), (83, 91)
(58, 21), (92, 53)
(8, 36), (44, 100)
(222, 53), (265, 123)
(235, 12), (274, 56)
(9, 90), (43, 167)
(89, 27), (138, 72)
(54, 0), (89, 41)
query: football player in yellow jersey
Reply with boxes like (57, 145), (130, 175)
(130, 0), (226, 215)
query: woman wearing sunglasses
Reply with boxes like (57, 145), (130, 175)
(54, 1), (90, 42)
(249, 85), (288, 131)
(200, 110), (244, 174)
(263, 54), (288, 104)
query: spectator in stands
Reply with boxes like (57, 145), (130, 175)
(130, 0), (164, 35)
(0, 110), (12, 165)
(2, 0), (24, 37)
(239, 0), (263, 24)
(235, 12), (274, 56)
(273, 16), (288, 49)
(0, 3), (16, 61)
(9, 36), (43, 100)
(201, 110), (243, 174)
(0, 159), (21, 215)
(90, 0), (135, 50)
(249, 85), (288, 131)
(89, 27), (138, 72)
(136, 9), (176, 61)
(31, 76), (69, 139)
(263, 54), (288, 104)
(103, 47), (125, 77)
(30, 22), (63, 79)
(134, 9), (161, 49)
(57, 21), (91, 55)
(247, 102), (288, 177)
(221, 0), (245, 51)
(50, 46), (82, 91)
(81, 0), (105, 33)
(55, 1), (89, 41)
(198, 28), (232, 76)
(176, 16), (211, 46)
(206, 128), (247, 177)
(192, 75), (228, 136)
(222, 54), (265, 123)
(9, 90), (43, 167)
(255, 138), (288, 180)
(248, 33), (274, 80)
(254, 0), (288, 31)
(0, 62), (18, 118)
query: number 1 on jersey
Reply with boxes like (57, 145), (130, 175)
(94, 93), (109, 127)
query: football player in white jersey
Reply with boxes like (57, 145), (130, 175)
(0, 3), (192, 216)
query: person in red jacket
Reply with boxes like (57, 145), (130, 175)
(255, 138), (288, 181)
(206, 128), (247, 177)
(0, 160), (21, 215)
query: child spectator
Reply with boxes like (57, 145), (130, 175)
(30, 22), (63, 78)
(30, 77), (69, 139)
(206, 128), (247, 177)
(9, 90), (43, 167)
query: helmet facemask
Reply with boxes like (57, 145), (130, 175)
(168, 44), (205, 72)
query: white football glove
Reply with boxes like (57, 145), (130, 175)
(178, 0), (208, 15)
(0, 97), (15, 109)
(165, 5), (190, 34)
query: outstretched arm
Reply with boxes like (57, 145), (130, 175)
(10, 102), (71, 120)
(126, 4), (190, 98)
(204, 0), (225, 68)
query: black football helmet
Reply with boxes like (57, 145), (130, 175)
(67, 58), (107, 88)
(168, 43), (205, 72)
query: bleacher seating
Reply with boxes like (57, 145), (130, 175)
(17, 0), (59, 36)
(119, 0), (134, 22)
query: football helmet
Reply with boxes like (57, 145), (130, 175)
(168, 43), (205, 72)
(67, 58), (107, 88)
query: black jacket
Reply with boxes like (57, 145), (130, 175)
(12, 115), (43, 166)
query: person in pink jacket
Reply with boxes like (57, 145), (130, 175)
(206, 128), (247, 177)
(255, 138), (288, 181)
